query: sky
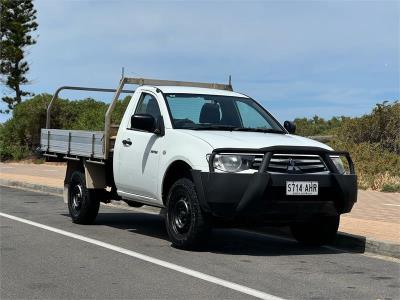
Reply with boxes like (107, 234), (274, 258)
(1, 0), (399, 123)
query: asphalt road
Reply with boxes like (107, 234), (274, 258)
(1, 186), (399, 299)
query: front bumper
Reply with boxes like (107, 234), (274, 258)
(191, 146), (357, 223)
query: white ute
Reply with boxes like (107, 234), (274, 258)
(41, 77), (357, 249)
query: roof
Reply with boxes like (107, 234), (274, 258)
(139, 85), (249, 98)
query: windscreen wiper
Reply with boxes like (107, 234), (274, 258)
(232, 127), (285, 134)
(191, 125), (238, 131)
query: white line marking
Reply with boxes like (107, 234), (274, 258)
(0, 212), (284, 300)
(383, 204), (400, 207)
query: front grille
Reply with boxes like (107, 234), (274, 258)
(251, 154), (328, 174)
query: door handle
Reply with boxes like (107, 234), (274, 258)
(122, 138), (132, 146)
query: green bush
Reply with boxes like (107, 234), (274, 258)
(337, 101), (400, 154)
(293, 101), (399, 191)
(381, 183), (400, 193)
(294, 116), (347, 137)
(0, 120), (30, 160)
(329, 140), (400, 191)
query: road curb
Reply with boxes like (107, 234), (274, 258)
(1, 179), (399, 259)
(0, 179), (63, 196)
(332, 231), (400, 259)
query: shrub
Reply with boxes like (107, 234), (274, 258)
(337, 101), (400, 154)
(329, 140), (400, 191)
(0, 120), (30, 160)
(294, 101), (399, 191)
(294, 116), (347, 137)
(381, 183), (400, 193)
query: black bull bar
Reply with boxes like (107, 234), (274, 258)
(192, 146), (358, 220)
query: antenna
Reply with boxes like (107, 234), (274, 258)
(228, 75), (232, 86)
(121, 67), (125, 79)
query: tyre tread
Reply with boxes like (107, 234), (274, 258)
(68, 170), (100, 225)
(165, 178), (209, 249)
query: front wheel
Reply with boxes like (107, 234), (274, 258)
(68, 171), (100, 224)
(165, 178), (210, 249)
(290, 215), (340, 246)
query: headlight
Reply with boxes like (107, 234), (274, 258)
(330, 156), (345, 174)
(210, 154), (255, 172)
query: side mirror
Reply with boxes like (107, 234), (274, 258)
(284, 121), (296, 134)
(131, 114), (156, 133)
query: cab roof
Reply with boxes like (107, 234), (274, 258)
(140, 85), (249, 98)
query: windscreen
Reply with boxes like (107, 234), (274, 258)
(165, 94), (284, 133)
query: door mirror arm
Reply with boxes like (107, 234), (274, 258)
(154, 116), (165, 136)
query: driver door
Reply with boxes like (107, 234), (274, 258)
(117, 92), (163, 203)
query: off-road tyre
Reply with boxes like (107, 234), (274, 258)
(68, 170), (100, 224)
(165, 178), (210, 249)
(290, 215), (340, 246)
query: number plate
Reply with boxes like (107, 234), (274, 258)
(286, 181), (318, 195)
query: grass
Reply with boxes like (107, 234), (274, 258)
(381, 183), (400, 193)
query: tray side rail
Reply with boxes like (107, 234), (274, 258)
(41, 129), (106, 160)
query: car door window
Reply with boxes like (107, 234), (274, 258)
(135, 93), (161, 120)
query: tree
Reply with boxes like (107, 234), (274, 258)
(0, 0), (38, 113)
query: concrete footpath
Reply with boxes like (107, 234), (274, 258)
(1, 162), (399, 258)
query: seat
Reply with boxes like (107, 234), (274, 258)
(199, 103), (220, 124)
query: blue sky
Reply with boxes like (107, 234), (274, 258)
(1, 0), (399, 123)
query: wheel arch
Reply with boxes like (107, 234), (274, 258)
(64, 159), (108, 203)
(162, 160), (193, 205)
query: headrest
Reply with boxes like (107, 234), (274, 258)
(199, 103), (220, 124)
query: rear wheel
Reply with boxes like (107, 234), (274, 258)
(165, 178), (210, 249)
(68, 170), (100, 224)
(290, 215), (340, 246)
